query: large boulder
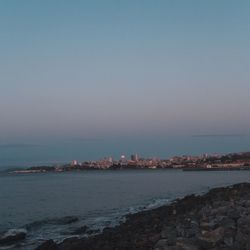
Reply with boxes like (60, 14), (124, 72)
(198, 227), (224, 248)
(35, 239), (59, 250)
(0, 228), (26, 245)
(176, 237), (199, 250)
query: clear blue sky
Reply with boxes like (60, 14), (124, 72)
(0, 0), (250, 142)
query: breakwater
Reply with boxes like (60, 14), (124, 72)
(36, 183), (250, 250)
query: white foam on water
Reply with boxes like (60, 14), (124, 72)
(0, 246), (15, 250)
(145, 198), (170, 209)
(1, 229), (27, 238)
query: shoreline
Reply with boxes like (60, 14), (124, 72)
(35, 182), (250, 250)
(6, 150), (250, 174)
(8, 167), (250, 175)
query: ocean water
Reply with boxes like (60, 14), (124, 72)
(1, 136), (250, 249)
(1, 170), (250, 249)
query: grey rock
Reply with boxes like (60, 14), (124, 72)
(240, 200), (250, 208)
(200, 220), (218, 231)
(198, 227), (224, 248)
(227, 209), (240, 220)
(212, 201), (231, 208)
(238, 215), (250, 226)
(35, 239), (59, 250)
(223, 236), (234, 247)
(161, 226), (177, 245)
(161, 226), (176, 238)
(176, 237), (199, 250)
(210, 206), (228, 216)
(235, 230), (250, 243)
(220, 217), (235, 229)
(154, 239), (170, 250)
(0, 229), (26, 245)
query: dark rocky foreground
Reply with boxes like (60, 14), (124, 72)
(36, 183), (250, 250)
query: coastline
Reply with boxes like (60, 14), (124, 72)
(35, 182), (250, 250)
(8, 150), (250, 174)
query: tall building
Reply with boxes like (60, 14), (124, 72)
(131, 153), (139, 161)
(120, 155), (126, 161)
(71, 160), (78, 166)
(107, 156), (113, 163)
(120, 155), (127, 166)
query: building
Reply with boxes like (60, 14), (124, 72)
(120, 155), (127, 166)
(71, 160), (79, 166)
(131, 153), (139, 161)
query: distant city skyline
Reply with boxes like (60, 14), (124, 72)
(0, 0), (250, 143)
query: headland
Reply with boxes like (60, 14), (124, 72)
(11, 151), (250, 173)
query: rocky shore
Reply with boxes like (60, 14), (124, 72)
(36, 183), (250, 250)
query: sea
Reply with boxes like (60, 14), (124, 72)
(1, 136), (250, 249)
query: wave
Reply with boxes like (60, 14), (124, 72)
(0, 228), (27, 249)
(15, 198), (171, 249)
(25, 216), (79, 230)
(144, 198), (170, 210)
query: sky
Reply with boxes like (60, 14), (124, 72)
(0, 0), (250, 143)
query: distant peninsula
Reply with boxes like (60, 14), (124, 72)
(11, 151), (250, 174)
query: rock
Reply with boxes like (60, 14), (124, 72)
(240, 200), (250, 208)
(219, 217), (235, 228)
(176, 224), (197, 238)
(0, 229), (26, 245)
(56, 237), (82, 250)
(160, 226), (177, 245)
(154, 239), (184, 250)
(176, 237), (199, 250)
(35, 183), (250, 250)
(154, 239), (169, 250)
(35, 239), (59, 250)
(175, 218), (199, 239)
(235, 205), (246, 215)
(235, 230), (250, 244)
(148, 233), (161, 243)
(161, 226), (176, 238)
(198, 227), (224, 248)
(237, 215), (250, 226)
(223, 235), (234, 247)
(102, 226), (115, 233)
(200, 220), (218, 231)
(227, 209), (240, 220)
(210, 206), (228, 216)
(212, 201), (230, 207)
(63, 225), (99, 236)
(223, 226), (236, 247)
(199, 206), (212, 219)
(176, 224), (186, 237)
